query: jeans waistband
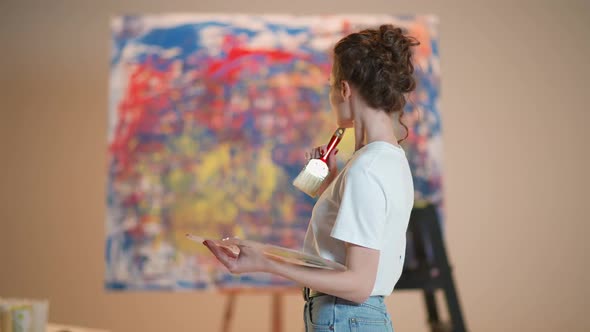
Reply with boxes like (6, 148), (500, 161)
(302, 287), (385, 302)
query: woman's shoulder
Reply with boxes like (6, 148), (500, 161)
(347, 142), (406, 175)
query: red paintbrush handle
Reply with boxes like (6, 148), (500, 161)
(320, 128), (345, 162)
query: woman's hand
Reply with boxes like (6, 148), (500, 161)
(306, 145), (339, 174)
(203, 240), (274, 274)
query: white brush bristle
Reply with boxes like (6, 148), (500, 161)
(293, 159), (329, 197)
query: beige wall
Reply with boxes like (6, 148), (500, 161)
(1, 0), (589, 331)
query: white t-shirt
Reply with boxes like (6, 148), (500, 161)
(302, 141), (414, 296)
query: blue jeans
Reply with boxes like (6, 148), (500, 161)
(304, 294), (394, 331)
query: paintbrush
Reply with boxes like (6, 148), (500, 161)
(293, 128), (345, 197)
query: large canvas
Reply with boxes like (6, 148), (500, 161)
(106, 14), (441, 290)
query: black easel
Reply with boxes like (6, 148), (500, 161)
(396, 203), (468, 332)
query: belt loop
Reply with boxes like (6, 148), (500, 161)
(302, 287), (310, 301)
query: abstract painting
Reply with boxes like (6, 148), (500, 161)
(106, 14), (440, 290)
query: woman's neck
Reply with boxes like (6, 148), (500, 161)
(352, 104), (399, 151)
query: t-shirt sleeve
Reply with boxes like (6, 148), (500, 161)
(330, 168), (387, 250)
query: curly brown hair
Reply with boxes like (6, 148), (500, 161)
(333, 24), (420, 143)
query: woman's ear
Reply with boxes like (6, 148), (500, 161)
(340, 80), (351, 101)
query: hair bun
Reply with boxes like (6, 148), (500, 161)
(378, 24), (419, 93)
(379, 24), (404, 49)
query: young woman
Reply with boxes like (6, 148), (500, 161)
(204, 24), (419, 331)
